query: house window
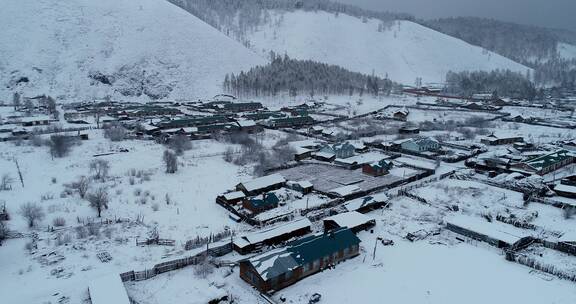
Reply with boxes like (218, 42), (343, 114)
(344, 246), (350, 255)
(313, 259), (320, 270)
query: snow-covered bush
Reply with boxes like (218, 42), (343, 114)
(52, 217), (66, 227)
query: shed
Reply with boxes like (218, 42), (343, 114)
(323, 212), (376, 233)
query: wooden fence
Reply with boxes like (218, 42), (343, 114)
(120, 241), (233, 282)
(512, 254), (576, 283)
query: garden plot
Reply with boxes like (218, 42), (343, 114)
(271, 217), (576, 304)
(410, 179), (525, 213)
(405, 108), (499, 124)
(502, 106), (572, 119)
(518, 244), (576, 275)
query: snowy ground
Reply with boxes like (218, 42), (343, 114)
(1, 96), (576, 304)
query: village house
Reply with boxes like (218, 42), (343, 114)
(234, 120), (262, 133)
(320, 142), (356, 159)
(233, 218), (312, 254)
(264, 115), (315, 129)
(362, 159), (394, 176)
(286, 180), (314, 194)
(392, 108), (409, 121)
(242, 193), (280, 214)
(223, 102), (263, 113)
(515, 150), (575, 175)
(239, 228), (361, 293)
(20, 116), (51, 127)
(400, 137), (440, 153)
(480, 134), (524, 146)
(236, 174), (287, 196)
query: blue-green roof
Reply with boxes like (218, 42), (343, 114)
(246, 228), (360, 280)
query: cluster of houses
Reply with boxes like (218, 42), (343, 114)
(58, 97), (320, 141)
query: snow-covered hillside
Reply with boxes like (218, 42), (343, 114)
(0, 0), (265, 101)
(247, 11), (531, 85)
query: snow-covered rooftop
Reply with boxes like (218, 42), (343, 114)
(324, 211), (375, 229)
(88, 274), (131, 304)
(239, 174), (286, 192)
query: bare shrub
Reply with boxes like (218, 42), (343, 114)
(19, 202), (45, 228)
(194, 258), (215, 278)
(151, 203), (159, 211)
(0, 221), (8, 243)
(51, 177), (57, 184)
(0, 174), (13, 191)
(76, 226), (88, 239)
(134, 188), (142, 196)
(223, 147), (235, 163)
(52, 217), (66, 227)
(70, 176), (90, 198)
(163, 150), (178, 174)
(86, 187), (109, 217)
(56, 233), (72, 246)
(564, 207), (576, 219)
(49, 135), (74, 158)
(103, 123), (128, 141)
(29, 135), (45, 147)
(89, 159), (110, 181)
(168, 134), (192, 155)
(87, 224), (100, 237)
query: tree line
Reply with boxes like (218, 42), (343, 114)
(168, 0), (413, 46)
(223, 55), (401, 97)
(445, 70), (537, 100)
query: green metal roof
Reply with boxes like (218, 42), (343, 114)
(524, 149), (574, 171)
(246, 227), (360, 280)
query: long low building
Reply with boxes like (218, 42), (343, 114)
(446, 215), (531, 249)
(323, 211), (376, 233)
(233, 218), (312, 255)
(236, 173), (286, 196)
(240, 228), (360, 293)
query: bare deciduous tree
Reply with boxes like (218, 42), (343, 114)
(103, 123), (128, 141)
(168, 134), (192, 155)
(90, 159), (110, 181)
(87, 187), (109, 217)
(19, 202), (45, 228)
(71, 176), (91, 198)
(163, 150), (178, 174)
(49, 135), (73, 158)
(0, 220), (8, 243)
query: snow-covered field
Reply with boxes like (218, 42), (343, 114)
(247, 10), (531, 85)
(0, 0), (265, 101)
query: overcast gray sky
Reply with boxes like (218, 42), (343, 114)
(337, 0), (576, 31)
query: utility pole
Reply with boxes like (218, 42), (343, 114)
(13, 158), (24, 188)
